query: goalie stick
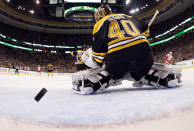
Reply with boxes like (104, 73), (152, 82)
(81, 75), (84, 88)
(148, 10), (159, 27)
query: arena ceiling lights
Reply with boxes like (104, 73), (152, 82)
(150, 25), (194, 46)
(154, 17), (193, 38)
(126, 0), (131, 5)
(0, 41), (32, 51)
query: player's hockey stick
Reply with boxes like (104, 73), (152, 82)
(148, 10), (159, 27)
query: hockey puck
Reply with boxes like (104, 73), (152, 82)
(34, 88), (47, 102)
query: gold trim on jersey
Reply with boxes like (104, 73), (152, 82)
(142, 28), (150, 38)
(75, 62), (84, 64)
(143, 28), (149, 34)
(92, 50), (107, 56)
(108, 37), (132, 46)
(145, 33), (150, 37)
(94, 57), (103, 63)
(108, 39), (149, 54)
(108, 35), (147, 48)
(92, 50), (107, 64)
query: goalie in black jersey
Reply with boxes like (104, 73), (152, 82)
(72, 5), (182, 95)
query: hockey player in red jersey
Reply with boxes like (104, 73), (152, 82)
(72, 5), (182, 95)
(164, 52), (176, 65)
(37, 65), (42, 76)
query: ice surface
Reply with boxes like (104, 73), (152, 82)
(0, 68), (194, 130)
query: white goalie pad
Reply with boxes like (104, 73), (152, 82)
(72, 86), (94, 95)
(72, 68), (110, 95)
(133, 63), (182, 88)
(81, 48), (99, 68)
(151, 63), (182, 78)
(72, 68), (104, 83)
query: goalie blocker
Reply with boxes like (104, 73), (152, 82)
(72, 63), (182, 95)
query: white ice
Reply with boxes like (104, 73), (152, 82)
(0, 68), (194, 131)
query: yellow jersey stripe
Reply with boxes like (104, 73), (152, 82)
(108, 39), (148, 54)
(143, 28), (149, 34)
(108, 35), (147, 49)
(142, 28), (150, 38)
(145, 33), (150, 38)
(75, 62), (84, 64)
(108, 37), (132, 46)
(92, 50), (107, 56)
(94, 57), (103, 63)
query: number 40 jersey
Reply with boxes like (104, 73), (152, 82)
(92, 14), (151, 65)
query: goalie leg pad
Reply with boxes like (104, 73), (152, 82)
(72, 68), (103, 83)
(72, 84), (94, 95)
(152, 63), (182, 79)
(133, 63), (182, 88)
(147, 72), (180, 88)
(72, 68), (111, 95)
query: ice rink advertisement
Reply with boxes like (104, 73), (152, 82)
(176, 59), (194, 68)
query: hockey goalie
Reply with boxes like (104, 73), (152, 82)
(72, 5), (182, 95)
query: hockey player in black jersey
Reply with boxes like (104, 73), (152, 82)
(72, 5), (182, 95)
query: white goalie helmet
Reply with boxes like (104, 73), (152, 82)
(94, 4), (112, 22)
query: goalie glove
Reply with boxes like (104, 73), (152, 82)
(81, 48), (99, 68)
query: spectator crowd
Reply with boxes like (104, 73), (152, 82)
(152, 32), (194, 64)
(0, 45), (77, 73)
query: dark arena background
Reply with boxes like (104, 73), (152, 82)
(0, 0), (194, 131)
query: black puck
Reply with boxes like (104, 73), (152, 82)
(34, 88), (47, 102)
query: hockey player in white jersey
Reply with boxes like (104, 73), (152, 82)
(72, 5), (182, 95)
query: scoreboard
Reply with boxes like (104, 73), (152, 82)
(50, 0), (116, 4)
(64, 0), (101, 3)
(68, 12), (94, 22)
(64, 6), (96, 22)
